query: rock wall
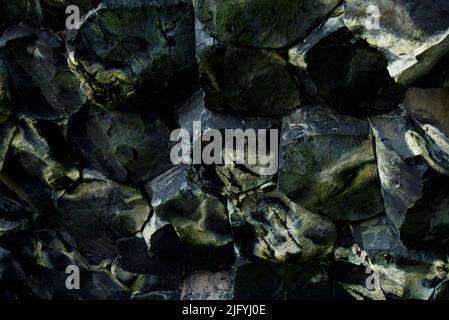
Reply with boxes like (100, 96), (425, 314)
(1, 0), (449, 300)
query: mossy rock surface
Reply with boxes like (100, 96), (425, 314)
(197, 0), (340, 48)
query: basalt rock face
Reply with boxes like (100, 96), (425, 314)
(344, 0), (449, 86)
(1, 0), (449, 301)
(66, 0), (197, 111)
(278, 105), (384, 221)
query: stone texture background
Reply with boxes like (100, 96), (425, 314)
(1, 0), (449, 300)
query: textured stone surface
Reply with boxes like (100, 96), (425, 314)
(177, 90), (279, 195)
(344, 0), (449, 85)
(3, 0), (101, 30)
(147, 165), (232, 247)
(334, 216), (449, 300)
(1, 26), (86, 120)
(195, 0), (340, 49)
(369, 109), (428, 229)
(198, 44), (301, 116)
(67, 0), (197, 111)
(55, 174), (151, 264)
(230, 192), (336, 263)
(278, 106), (384, 221)
(2, 0), (449, 301)
(234, 261), (332, 300)
(67, 104), (173, 183)
(304, 28), (402, 115)
(0, 194), (31, 237)
(11, 119), (80, 190)
(181, 269), (234, 300)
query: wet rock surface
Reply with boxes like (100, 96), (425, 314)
(1, 0), (449, 300)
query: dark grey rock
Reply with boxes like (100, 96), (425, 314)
(144, 220), (236, 272)
(278, 106), (384, 221)
(0, 194), (31, 237)
(181, 269), (234, 300)
(302, 27), (402, 115)
(401, 88), (449, 175)
(67, 104), (173, 183)
(1, 0), (449, 302)
(230, 192), (336, 263)
(55, 176), (151, 264)
(0, 26), (86, 120)
(234, 261), (332, 300)
(194, 0), (340, 49)
(11, 119), (80, 190)
(177, 90), (279, 195)
(2, 0), (100, 30)
(198, 44), (301, 117)
(147, 165), (232, 247)
(0, 59), (15, 171)
(370, 109), (428, 229)
(413, 51), (449, 88)
(344, 0), (449, 85)
(334, 216), (449, 300)
(67, 0), (197, 111)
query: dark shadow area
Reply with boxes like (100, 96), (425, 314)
(412, 50), (449, 88)
(305, 28), (404, 116)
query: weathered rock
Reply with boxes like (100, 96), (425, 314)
(0, 60), (15, 171)
(194, 0), (340, 49)
(198, 44), (301, 117)
(363, 89), (449, 251)
(370, 109), (428, 229)
(177, 90), (279, 195)
(230, 192), (336, 263)
(401, 88), (449, 175)
(11, 119), (80, 190)
(0, 247), (26, 287)
(2, 0), (449, 301)
(399, 171), (449, 252)
(67, 0), (197, 110)
(298, 26), (402, 114)
(147, 165), (232, 247)
(0, 194), (31, 237)
(0, 26), (86, 120)
(334, 216), (449, 300)
(413, 51), (449, 88)
(67, 104), (173, 183)
(181, 269), (234, 300)
(278, 106), (384, 221)
(288, 10), (346, 98)
(0, 120), (15, 172)
(55, 174), (151, 264)
(2, 0), (101, 30)
(143, 218), (235, 272)
(113, 235), (184, 296)
(0, 160), (59, 214)
(234, 261), (332, 300)
(0, 230), (90, 299)
(344, 0), (449, 85)
(75, 270), (129, 300)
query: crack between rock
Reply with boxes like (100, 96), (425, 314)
(156, 8), (176, 70)
(270, 207), (302, 250)
(283, 0), (345, 51)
